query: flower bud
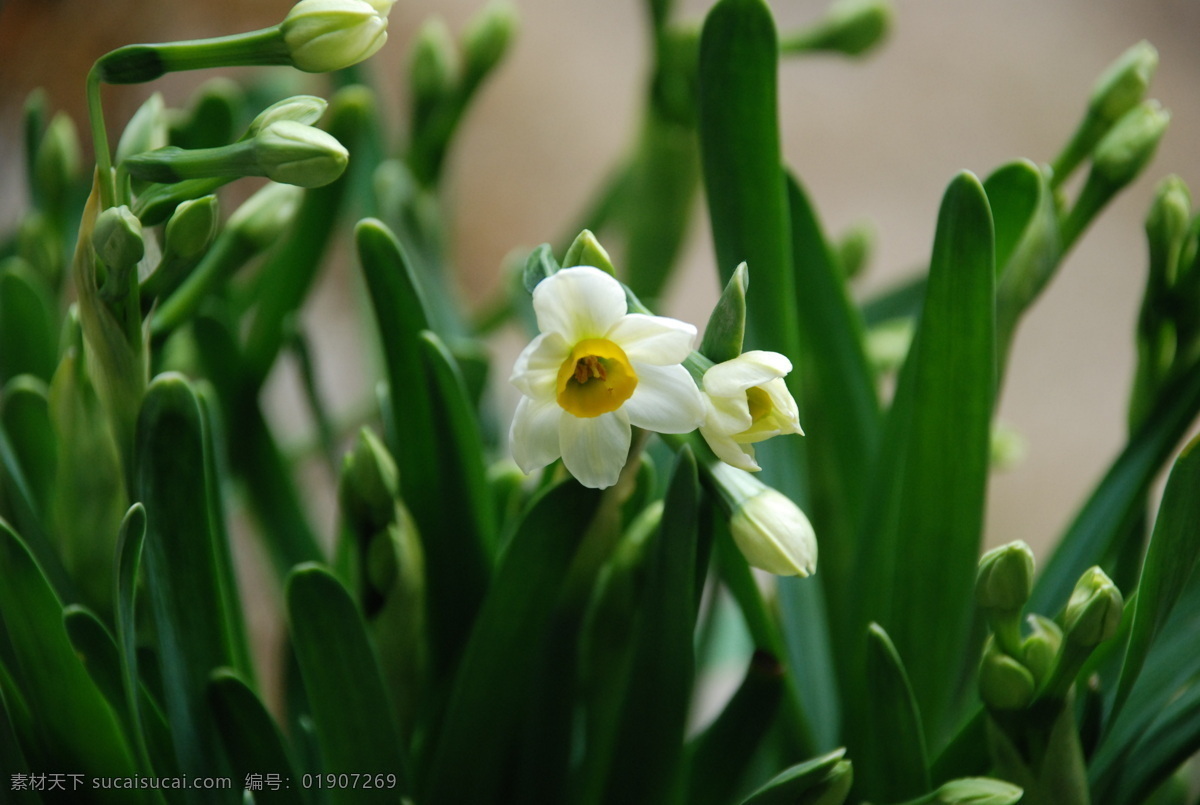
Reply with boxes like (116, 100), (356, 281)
(226, 183), (304, 249)
(115, 92), (168, 164)
(975, 541), (1034, 613)
(33, 113), (82, 215)
(247, 95), (329, 138)
(462, 0), (518, 91)
(930, 778), (1024, 805)
(1062, 566), (1123, 648)
(699, 262), (749, 365)
(282, 0), (390, 73)
(1088, 41), (1158, 128)
(979, 637), (1035, 711)
(1021, 614), (1062, 687)
(781, 0), (892, 57)
(253, 121), (348, 187)
(835, 219), (875, 280)
(1092, 100), (1169, 189)
(410, 17), (459, 110)
(741, 749), (852, 805)
(339, 427), (400, 536)
(712, 462), (816, 576)
(92, 206), (145, 274)
(1145, 174), (1192, 288)
(562, 229), (616, 276)
(163, 195), (219, 261)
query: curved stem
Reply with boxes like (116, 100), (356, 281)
(86, 66), (116, 208)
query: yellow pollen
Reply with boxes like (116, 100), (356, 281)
(556, 338), (638, 418)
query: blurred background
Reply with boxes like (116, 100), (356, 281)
(2, 0), (1199, 566)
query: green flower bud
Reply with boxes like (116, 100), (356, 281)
(929, 778), (1024, 805)
(226, 183), (304, 249)
(712, 462), (817, 577)
(1021, 614), (1062, 687)
(163, 195), (219, 261)
(282, 0), (391, 74)
(33, 112), (82, 215)
(1092, 100), (1170, 189)
(976, 541), (1034, 612)
(835, 219), (875, 280)
(462, 0), (518, 91)
(1062, 566), (1124, 648)
(339, 427), (400, 535)
(247, 95), (329, 138)
(781, 0), (893, 57)
(254, 120), (348, 187)
(1145, 174), (1192, 289)
(115, 92), (167, 165)
(1089, 40), (1158, 128)
(699, 262), (748, 365)
(410, 17), (459, 109)
(740, 749), (853, 805)
(92, 206), (145, 274)
(562, 229), (617, 275)
(989, 421), (1027, 472)
(979, 637), (1035, 711)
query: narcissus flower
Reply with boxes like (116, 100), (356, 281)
(510, 266), (705, 489)
(699, 350), (803, 472)
(282, 0), (393, 73)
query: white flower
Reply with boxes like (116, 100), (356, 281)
(713, 462), (817, 577)
(282, 0), (391, 74)
(699, 350), (803, 472)
(509, 266), (705, 489)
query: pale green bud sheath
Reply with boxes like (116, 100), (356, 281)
(976, 540), (1034, 655)
(779, 0), (892, 57)
(699, 262), (748, 365)
(1051, 41), (1158, 186)
(562, 229), (617, 276)
(1060, 100), (1169, 251)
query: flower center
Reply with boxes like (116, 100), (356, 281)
(746, 386), (772, 422)
(556, 338), (638, 418)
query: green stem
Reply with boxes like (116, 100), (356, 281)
(86, 67), (116, 209)
(95, 28), (290, 84)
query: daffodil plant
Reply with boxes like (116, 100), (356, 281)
(2, 1), (1200, 805)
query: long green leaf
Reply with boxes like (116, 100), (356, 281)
(785, 175), (880, 629)
(286, 564), (408, 803)
(0, 665), (39, 804)
(855, 172), (994, 743)
(738, 748), (852, 805)
(113, 504), (156, 777)
(0, 260), (58, 384)
(858, 623), (930, 802)
(1110, 681), (1200, 805)
(1030, 364), (1200, 615)
(697, 0), (797, 354)
(0, 520), (143, 802)
(63, 605), (125, 719)
(208, 670), (307, 805)
(1, 375), (56, 520)
(602, 448), (699, 805)
(134, 373), (240, 793)
(423, 481), (603, 805)
(357, 219), (490, 678)
(1111, 435), (1200, 719)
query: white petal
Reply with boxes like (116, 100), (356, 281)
(605, 314), (696, 365)
(559, 410), (631, 489)
(703, 350), (792, 398)
(623, 363), (705, 433)
(700, 423), (760, 472)
(532, 266), (627, 342)
(705, 391), (752, 436)
(510, 396), (562, 474)
(730, 487), (817, 577)
(511, 331), (569, 399)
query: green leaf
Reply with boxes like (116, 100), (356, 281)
(0, 259), (58, 384)
(134, 373), (242, 788)
(785, 174), (880, 625)
(698, 0), (797, 355)
(1, 375), (56, 519)
(1112, 435), (1200, 718)
(0, 520), (143, 801)
(208, 669), (307, 805)
(63, 605), (125, 719)
(357, 219), (490, 678)
(686, 650), (787, 805)
(1030, 365), (1200, 615)
(1110, 679), (1200, 805)
(0, 666), (39, 804)
(424, 481), (603, 805)
(861, 273), (926, 328)
(858, 623), (930, 802)
(854, 172), (995, 743)
(113, 504), (157, 776)
(602, 448), (700, 805)
(286, 564), (408, 802)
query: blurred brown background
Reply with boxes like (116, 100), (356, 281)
(3, 0), (1199, 568)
